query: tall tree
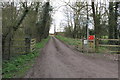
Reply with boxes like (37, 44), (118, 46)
(36, 2), (52, 42)
(108, 2), (114, 39)
(114, 2), (119, 39)
(91, 2), (98, 52)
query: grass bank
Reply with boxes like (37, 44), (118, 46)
(55, 35), (82, 48)
(2, 37), (50, 78)
(56, 35), (115, 53)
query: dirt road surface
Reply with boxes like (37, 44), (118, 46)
(25, 37), (118, 78)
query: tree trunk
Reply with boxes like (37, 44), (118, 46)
(91, 2), (99, 52)
(108, 2), (115, 45)
(114, 2), (119, 39)
(108, 2), (114, 39)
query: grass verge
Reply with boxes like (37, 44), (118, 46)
(56, 35), (114, 53)
(2, 37), (50, 78)
(55, 35), (82, 47)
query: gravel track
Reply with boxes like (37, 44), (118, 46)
(25, 37), (118, 78)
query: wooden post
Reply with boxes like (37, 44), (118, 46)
(118, 37), (120, 54)
(7, 30), (13, 60)
(2, 37), (5, 59)
(25, 37), (30, 54)
(30, 39), (36, 52)
(82, 38), (84, 53)
(95, 38), (99, 52)
(8, 38), (11, 60)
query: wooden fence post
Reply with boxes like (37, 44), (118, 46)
(95, 38), (99, 52)
(30, 38), (36, 52)
(25, 37), (31, 54)
(82, 38), (84, 53)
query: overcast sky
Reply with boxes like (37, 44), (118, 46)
(49, 0), (91, 34)
(49, 0), (69, 33)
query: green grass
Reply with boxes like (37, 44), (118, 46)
(55, 35), (82, 46)
(56, 35), (118, 54)
(56, 35), (111, 53)
(2, 37), (50, 78)
(98, 47), (109, 53)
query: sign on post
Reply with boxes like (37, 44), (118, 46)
(88, 35), (95, 48)
(88, 35), (94, 40)
(84, 40), (88, 45)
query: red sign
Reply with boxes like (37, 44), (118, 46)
(88, 35), (94, 40)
